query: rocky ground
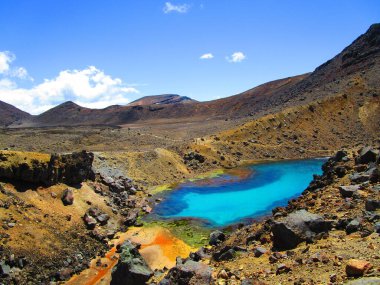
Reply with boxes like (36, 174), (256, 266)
(0, 150), (152, 284)
(151, 147), (380, 285)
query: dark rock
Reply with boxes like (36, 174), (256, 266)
(365, 199), (380, 211)
(111, 240), (153, 285)
(83, 213), (97, 230)
(49, 151), (95, 186)
(209, 230), (225, 246)
(356, 147), (379, 164)
(369, 167), (380, 182)
(0, 261), (10, 277)
(334, 150), (348, 162)
(212, 246), (236, 261)
(276, 263), (291, 274)
(56, 268), (73, 281)
(271, 210), (331, 250)
(159, 258), (212, 285)
(96, 214), (110, 226)
(253, 247), (268, 257)
(334, 166), (348, 177)
(124, 210), (138, 226)
(61, 189), (74, 205)
(350, 172), (370, 183)
(339, 185), (360, 198)
(0, 150), (94, 186)
(189, 247), (210, 262)
(346, 218), (361, 234)
(374, 222), (380, 233)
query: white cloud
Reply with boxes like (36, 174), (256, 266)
(163, 2), (190, 14)
(0, 63), (139, 115)
(226, 52), (246, 63)
(200, 53), (214, 60)
(0, 51), (15, 74)
(0, 51), (32, 81)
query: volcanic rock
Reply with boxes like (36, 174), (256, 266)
(346, 259), (373, 277)
(111, 240), (153, 285)
(61, 189), (74, 206)
(271, 210), (332, 250)
(209, 230), (226, 246)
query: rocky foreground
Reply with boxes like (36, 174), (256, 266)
(0, 150), (151, 284)
(146, 147), (379, 284)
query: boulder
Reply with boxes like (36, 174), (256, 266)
(334, 150), (348, 162)
(83, 213), (97, 230)
(0, 261), (10, 277)
(346, 218), (361, 234)
(253, 247), (268, 257)
(123, 210), (138, 227)
(350, 172), (370, 183)
(212, 246), (235, 261)
(61, 189), (74, 206)
(96, 214), (110, 226)
(365, 199), (380, 211)
(271, 210), (332, 250)
(111, 240), (153, 285)
(346, 259), (373, 277)
(209, 230), (225, 246)
(339, 185), (360, 198)
(356, 147), (379, 164)
(159, 258), (212, 285)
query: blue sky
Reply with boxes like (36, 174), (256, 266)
(0, 0), (379, 114)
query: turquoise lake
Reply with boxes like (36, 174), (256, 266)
(154, 159), (327, 226)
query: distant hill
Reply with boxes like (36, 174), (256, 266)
(128, 94), (197, 106)
(0, 101), (31, 127)
(5, 23), (380, 128)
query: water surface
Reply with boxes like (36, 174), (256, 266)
(154, 159), (326, 226)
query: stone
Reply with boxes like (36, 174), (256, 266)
(159, 258), (212, 285)
(346, 218), (361, 234)
(350, 173), (370, 183)
(356, 147), (379, 164)
(56, 268), (73, 281)
(0, 261), (10, 277)
(253, 247), (268, 257)
(212, 246), (236, 261)
(61, 189), (74, 205)
(96, 214), (110, 226)
(339, 185), (360, 198)
(276, 263), (291, 275)
(111, 240), (153, 285)
(209, 230), (225, 246)
(346, 259), (373, 277)
(48, 151), (95, 186)
(365, 199), (380, 211)
(271, 210), (332, 250)
(334, 150), (348, 162)
(217, 269), (229, 279)
(369, 167), (380, 183)
(124, 210), (138, 226)
(83, 213), (97, 230)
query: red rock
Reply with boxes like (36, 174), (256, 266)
(346, 259), (373, 277)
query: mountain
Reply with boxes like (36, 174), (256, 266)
(128, 94), (197, 106)
(0, 101), (31, 127)
(8, 23), (380, 128)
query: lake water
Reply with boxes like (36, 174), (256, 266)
(154, 159), (326, 227)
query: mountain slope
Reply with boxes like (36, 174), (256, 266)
(9, 23), (380, 128)
(128, 94), (197, 106)
(0, 101), (31, 127)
